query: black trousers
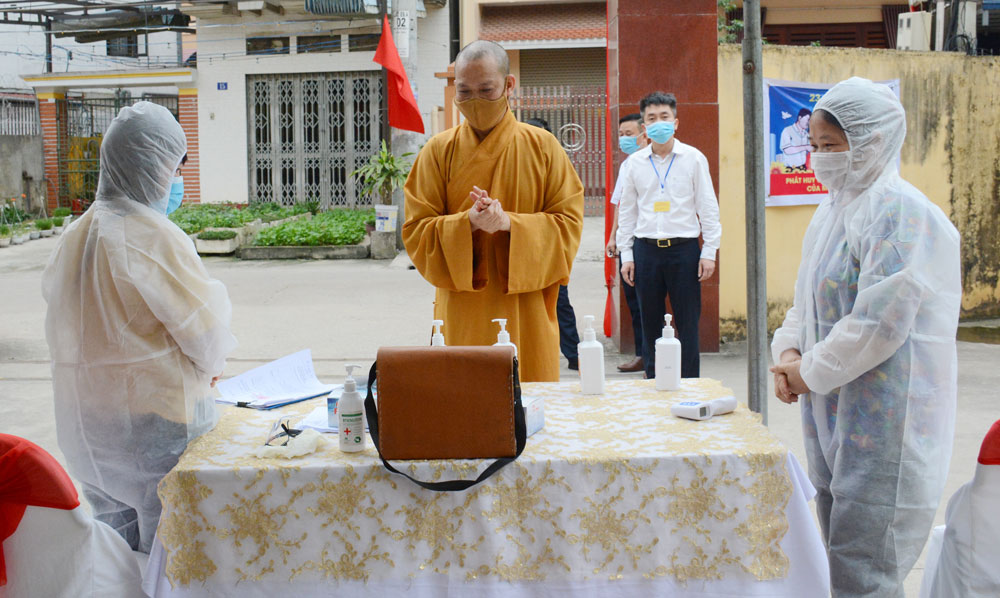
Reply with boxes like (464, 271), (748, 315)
(619, 256), (643, 357)
(557, 284), (579, 362)
(633, 239), (701, 378)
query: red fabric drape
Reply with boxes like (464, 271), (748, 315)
(979, 420), (1000, 466)
(0, 434), (79, 586)
(374, 15), (425, 134)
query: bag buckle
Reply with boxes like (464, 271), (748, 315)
(656, 238), (672, 248)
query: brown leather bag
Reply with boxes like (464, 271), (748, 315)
(364, 346), (526, 492)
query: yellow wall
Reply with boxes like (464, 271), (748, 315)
(717, 44), (1000, 326)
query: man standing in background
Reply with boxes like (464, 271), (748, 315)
(605, 113), (648, 373)
(617, 92), (720, 379)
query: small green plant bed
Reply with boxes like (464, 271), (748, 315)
(0, 224), (10, 236)
(254, 208), (374, 247)
(169, 202), (311, 235)
(53, 217), (65, 227)
(53, 207), (71, 218)
(197, 229), (238, 241)
(35, 219), (53, 231)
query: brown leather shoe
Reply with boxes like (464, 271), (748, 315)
(617, 356), (644, 372)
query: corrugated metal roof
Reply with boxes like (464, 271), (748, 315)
(304, 0), (427, 16)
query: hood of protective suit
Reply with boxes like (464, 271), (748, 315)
(813, 77), (905, 199)
(96, 101), (186, 213)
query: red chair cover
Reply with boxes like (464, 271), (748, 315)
(0, 434), (80, 586)
(979, 419), (1000, 466)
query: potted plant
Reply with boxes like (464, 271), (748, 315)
(28, 222), (40, 240)
(36, 218), (54, 237)
(54, 207), (72, 226)
(0, 224), (10, 248)
(351, 140), (412, 260)
(53, 216), (65, 234)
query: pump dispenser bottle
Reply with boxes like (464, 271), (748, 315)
(578, 315), (604, 394)
(655, 314), (682, 391)
(431, 320), (446, 346)
(338, 364), (366, 452)
(492, 318), (517, 357)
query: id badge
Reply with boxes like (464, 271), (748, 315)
(654, 201), (671, 213)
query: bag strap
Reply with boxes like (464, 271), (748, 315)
(363, 359), (526, 492)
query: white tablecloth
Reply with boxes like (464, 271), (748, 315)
(144, 379), (829, 597)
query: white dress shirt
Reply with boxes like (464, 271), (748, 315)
(616, 140), (721, 263)
(609, 158), (632, 206)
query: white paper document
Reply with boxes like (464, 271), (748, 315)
(216, 349), (334, 410)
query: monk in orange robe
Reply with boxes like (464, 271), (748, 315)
(402, 40), (584, 382)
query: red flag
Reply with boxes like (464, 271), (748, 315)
(373, 15), (425, 134)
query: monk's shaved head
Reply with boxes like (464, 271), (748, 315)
(456, 40), (510, 77)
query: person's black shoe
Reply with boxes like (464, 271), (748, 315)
(567, 358), (578, 371)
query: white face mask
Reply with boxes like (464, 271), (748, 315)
(811, 151), (851, 193)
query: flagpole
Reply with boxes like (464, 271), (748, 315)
(377, 0), (390, 150)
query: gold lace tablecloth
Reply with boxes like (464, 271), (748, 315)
(156, 378), (794, 589)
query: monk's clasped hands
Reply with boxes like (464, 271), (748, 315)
(468, 186), (511, 234)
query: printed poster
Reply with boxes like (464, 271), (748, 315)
(764, 78), (900, 207)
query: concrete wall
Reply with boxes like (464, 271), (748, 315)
(195, 7), (449, 205)
(0, 134), (45, 212)
(716, 44), (1000, 332)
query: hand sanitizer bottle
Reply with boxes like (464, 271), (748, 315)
(578, 315), (604, 394)
(338, 364), (366, 452)
(655, 314), (681, 391)
(431, 319), (446, 346)
(492, 318), (517, 357)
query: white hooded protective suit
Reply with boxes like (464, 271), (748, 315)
(771, 78), (961, 598)
(41, 102), (238, 553)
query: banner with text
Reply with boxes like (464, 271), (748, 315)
(764, 78), (899, 207)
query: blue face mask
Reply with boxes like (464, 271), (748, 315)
(166, 176), (184, 215)
(618, 135), (640, 154)
(645, 120), (676, 144)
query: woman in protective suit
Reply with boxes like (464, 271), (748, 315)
(42, 102), (238, 553)
(770, 78), (961, 597)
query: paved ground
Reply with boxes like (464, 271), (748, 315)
(1, 215), (997, 596)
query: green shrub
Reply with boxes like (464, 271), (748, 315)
(35, 219), (53, 231)
(53, 207), (71, 218)
(198, 229), (238, 241)
(0, 224), (10, 236)
(52, 217), (65, 227)
(254, 209), (372, 247)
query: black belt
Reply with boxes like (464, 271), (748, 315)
(638, 236), (698, 248)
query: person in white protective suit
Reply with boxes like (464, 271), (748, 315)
(41, 101), (238, 554)
(769, 77), (961, 597)
(920, 419), (1000, 598)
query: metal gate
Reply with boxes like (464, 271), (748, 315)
(510, 85), (606, 216)
(57, 93), (178, 207)
(246, 71), (384, 208)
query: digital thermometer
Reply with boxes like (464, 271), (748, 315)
(671, 396), (738, 421)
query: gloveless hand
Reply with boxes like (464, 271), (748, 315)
(468, 185), (511, 234)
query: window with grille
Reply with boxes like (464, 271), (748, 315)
(298, 35), (342, 54)
(107, 34), (146, 58)
(247, 36), (291, 56)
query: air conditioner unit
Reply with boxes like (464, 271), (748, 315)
(897, 11), (933, 51)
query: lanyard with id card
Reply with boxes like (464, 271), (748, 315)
(649, 153), (676, 213)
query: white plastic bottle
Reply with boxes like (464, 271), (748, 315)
(578, 315), (604, 394)
(655, 314), (682, 391)
(431, 319), (446, 346)
(338, 364), (366, 452)
(492, 318), (517, 357)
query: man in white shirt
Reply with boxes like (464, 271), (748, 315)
(616, 91), (721, 379)
(779, 108), (811, 170)
(605, 112), (648, 372)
